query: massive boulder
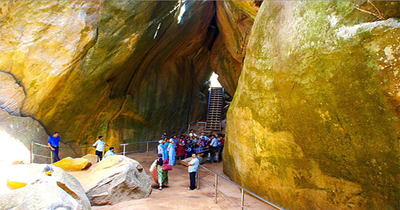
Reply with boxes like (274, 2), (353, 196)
(0, 108), (49, 164)
(0, 72), (25, 116)
(0, 163), (90, 209)
(70, 155), (151, 205)
(0, 1), (216, 147)
(224, 1), (400, 209)
(0, 71), (49, 163)
(211, 1), (259, 96)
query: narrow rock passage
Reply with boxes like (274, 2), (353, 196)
(92, 150), (275, 209)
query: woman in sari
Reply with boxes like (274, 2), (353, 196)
(177, 138), (185, 160)
(156, 153), (168, 190)
(161, 138), (168, 160)
(167, 139), (176, 166)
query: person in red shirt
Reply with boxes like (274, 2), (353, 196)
(218, 136), (225, 162)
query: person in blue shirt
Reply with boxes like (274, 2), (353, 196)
(199, 132), (209, 141)
(104, 147), (116, 158)
(186, 153), (199, 190)
(47, 132), (61, 163)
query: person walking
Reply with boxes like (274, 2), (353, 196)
(186, 153), (199, 190)
(156, 154), (166, 190)
(93, 136), (108, 162)
(167, 139), (176, 166)
(47, 132), (61, 163)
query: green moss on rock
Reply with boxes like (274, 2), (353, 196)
(224, 1), (400, 209)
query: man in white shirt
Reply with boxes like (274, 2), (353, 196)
(186, 153), (199, 190)
(93, 136), (108, 162)
(189, 130), (197, 138)
(209, 135), (219, 163)
(104, 147), (116, 158)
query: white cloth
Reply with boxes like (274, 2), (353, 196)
(104, 150), (115, 158)
(189, 132), (197, 137)
(93, 140), (106, 152)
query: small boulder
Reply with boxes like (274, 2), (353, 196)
(70, 155), (151, 205)
(53, 157), (91, 171)
(82, 154), (98, 165)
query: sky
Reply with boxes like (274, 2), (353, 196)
(210, 72), (222, 87)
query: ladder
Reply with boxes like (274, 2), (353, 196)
(206, 87), (224, 131)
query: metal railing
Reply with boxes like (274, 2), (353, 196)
(186, 121), (207, 134)
(30, 140), (160, 164)
(197, 165), (285, 210)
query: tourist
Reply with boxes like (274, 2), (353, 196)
(167, 139), (176, 166)
(196, 137), (205, 154)
(185, 140), (195, 159)
(186, 153), (199, 190)
(199, 132), (209, 141)
(180, 135), (187, 145)
(177, 138), (185, 160)
(209, 135), (219, 163)
(104, 147), (116, 158)
(164, 137), (170, 148)
(93, 136), (108, 162)
(172, 135), (178, 146)
(158, 140), (168, 160)
(156, 154), (166, 190)
(189, 129), (197, 138)
(218, 136), (225, 161)
(47, 132), (61, 163)
(162, 132), (168, 139)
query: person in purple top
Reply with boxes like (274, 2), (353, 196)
(47, 132), (61, 163)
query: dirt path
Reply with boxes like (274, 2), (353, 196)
(92, 150), (277, 210)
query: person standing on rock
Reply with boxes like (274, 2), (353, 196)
(47, 132), (61, 163)
(186, 153), (199, 190)
(93, 136), (108, 162)
(167, 139), (176, 166)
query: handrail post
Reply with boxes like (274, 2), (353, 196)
(30, 141), (34, 164)
(123, 144), (126, 156)
(146, 142), (149, 155)
(196, 170), (200, 190)
(50, 149), (53, 164)
(241, 188), (245, 210)
(214, 174), (218, 203)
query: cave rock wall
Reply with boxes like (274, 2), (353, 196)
(224, 1), (400, 209)
(0, 1), (216, 146)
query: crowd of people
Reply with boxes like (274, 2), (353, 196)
(157, 130), (225, 164)
(155, 130), (225, 190)
(47, 129), (225, 191)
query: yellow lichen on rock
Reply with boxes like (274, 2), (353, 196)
(53, 157), (91, 171)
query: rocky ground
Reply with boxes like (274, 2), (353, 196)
(92, 150), (275, 210)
